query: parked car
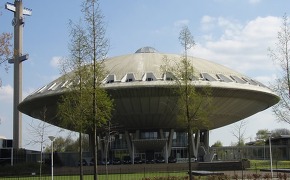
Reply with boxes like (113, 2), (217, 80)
(112, 157), (121, 165)
(100, 158), (111, 165)
(168, 156), (177, 163)
(134, 157), (143, 164)
(89, 158), (95, 166)
(155, 156), (165, 163)
(146, 156), (155, 164)
(78, 159), (88, 166)
(123, 156), (131, 164)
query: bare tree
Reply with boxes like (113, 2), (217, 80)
(58, 1), (113, 180)
(269, 14), (290, 124)
(26, 107), (52, 179)
(44, 135), (89, 152)
(0, 12), (12, 124)
(58, 18), (92, 180)
(161, 26), (213, 180)
(0, 31), (12, 87)
(81, 1), (112, 180)
(231, 120), (247, 146)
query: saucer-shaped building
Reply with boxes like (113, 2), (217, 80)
(19, 47), (279, 162)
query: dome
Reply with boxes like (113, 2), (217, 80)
(18, 48), (279, 131)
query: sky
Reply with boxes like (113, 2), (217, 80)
(0, 0), (290, 150)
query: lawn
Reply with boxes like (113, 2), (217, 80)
(2, 160), (290, 180)
(249, 160), (290, 170)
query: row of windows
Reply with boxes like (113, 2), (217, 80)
(110, 132), (188, 149)
(104, 72), (265, 87)
(31, 72), (265, 95)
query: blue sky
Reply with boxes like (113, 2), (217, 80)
(0, 0), (289, 150)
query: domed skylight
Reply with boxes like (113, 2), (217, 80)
(135, 46), (158, 53)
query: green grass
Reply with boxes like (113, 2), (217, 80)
(248, 160), (290, 170)
(3, 160), (290, 180)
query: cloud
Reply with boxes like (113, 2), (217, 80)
(50, 56), (62, 69)
(201, 16), (216, 31)
(0, 84), (13, 103)
(191, 16), (281, 80)
(248, 0), (262, 4)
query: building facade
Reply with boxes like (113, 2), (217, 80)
(18, 47), (279, 163)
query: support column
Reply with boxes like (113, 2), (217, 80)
(167, 129), (174, 157)
(125, 131), (133, 158)
(203, 130), (210, 151)
(191, 130), (200, 160)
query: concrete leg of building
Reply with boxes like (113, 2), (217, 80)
(191, 129), (200, 159)
(99, 135), (105, 159)
(167, 129), (174, 157)
(125, 131), (133, 158)
(159, 129), (164, 139)
(204, 130), (209, 150)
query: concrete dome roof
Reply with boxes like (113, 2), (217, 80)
(19, 47), (279, 131)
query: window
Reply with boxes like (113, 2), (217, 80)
(163, 72), (175, 81)
(217, 74), (233, 82)
(142, 72), (156, 81)
(126, 78), (133, 82)
(146, 77), (153, 81)
(121, 73), (135, 82)
(140, 132), (158, 139)
(230, 75), (246, 84)
(48, 83), (57, 90)
(36, 85), (47, 93)
(105, 74), (116, 84)
(201, 73), (217, 81)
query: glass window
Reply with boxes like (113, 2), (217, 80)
(217, 74), (233, 82)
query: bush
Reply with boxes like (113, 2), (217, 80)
(263, 173), (271, 180)
(278, 173), (288, 180)
(231, 174), (238, 180)
(252, 173), (261, 180)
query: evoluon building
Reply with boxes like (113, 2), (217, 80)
(18, 47), (279, 163)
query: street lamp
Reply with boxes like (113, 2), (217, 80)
(267, 132), (273, 179)
(48, 136), (55, 180)
(263, 139), (265, 160)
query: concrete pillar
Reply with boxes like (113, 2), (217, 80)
(167, 129), (174, 157)
(124, 131), (133, 158)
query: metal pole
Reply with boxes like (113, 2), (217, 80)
(269, 136), (273, 179)
(267, 132), (273, 179)
(49, 136), (55, 180)
(263, 142), (265, 160)
(51, 140), (54, 180)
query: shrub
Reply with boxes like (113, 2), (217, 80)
(231, 174), (238, 180)
(278, 173), (288, 180)
(246, 174), (253, 179)
(263, 173), (271, 180)
(252, 173), (261, 180)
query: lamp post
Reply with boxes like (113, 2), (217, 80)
(267, 132), (273, 179)
(48, 136), (55, 180)
(263, 139), (265, 160)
